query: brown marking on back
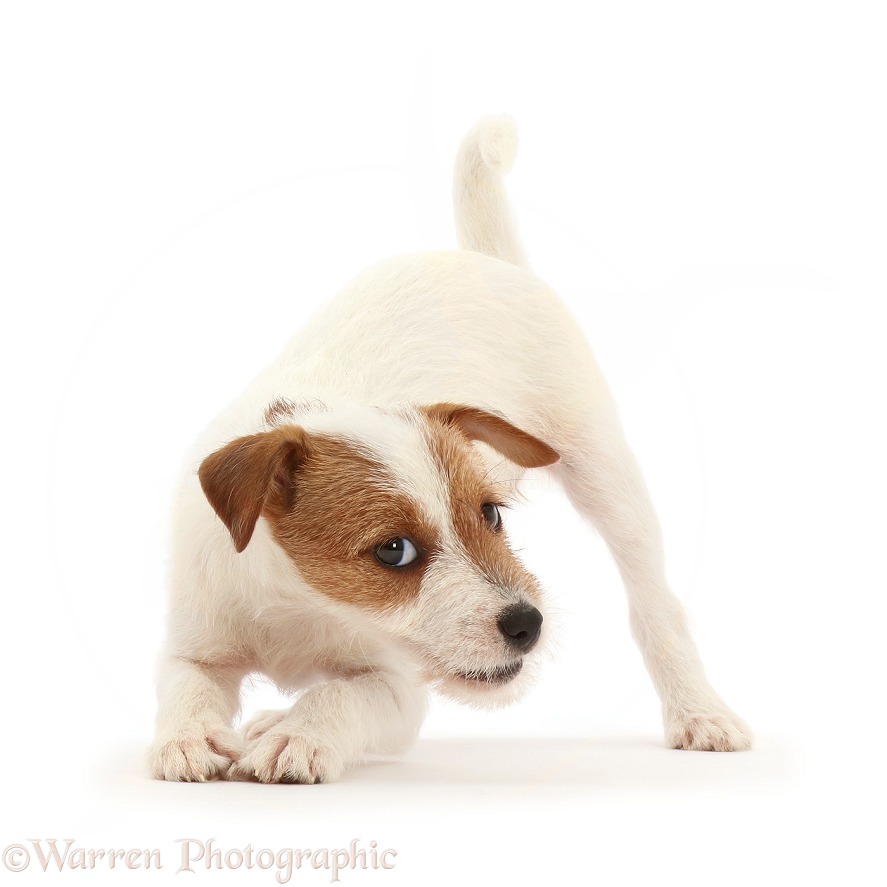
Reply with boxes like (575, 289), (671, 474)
(263, 398), (298, 426)
(263, 397), (328, 426)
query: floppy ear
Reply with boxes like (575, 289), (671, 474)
(198, 426), (307, 553)
(424, 403), (559, 468)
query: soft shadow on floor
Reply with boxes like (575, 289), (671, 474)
(359, 735), (793, 790)
(101, 734), (795, 818)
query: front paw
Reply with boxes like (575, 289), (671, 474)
(227, 730), (346, 784)
(149, 728), (244, 782)
(241, 708), (289, 742)
(667, 707), (753, 752)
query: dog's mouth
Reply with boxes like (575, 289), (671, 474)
(452, 659), (523, 685)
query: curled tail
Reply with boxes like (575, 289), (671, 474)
(453, 115), (529, 268)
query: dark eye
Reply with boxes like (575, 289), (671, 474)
(481, 503), (502, 531)
(374, 538), (420, 568)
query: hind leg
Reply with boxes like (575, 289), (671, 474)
(553, 402), (751, 751)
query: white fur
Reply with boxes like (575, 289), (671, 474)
(149, 118), (751, 784)
(453, 115), (527, 268)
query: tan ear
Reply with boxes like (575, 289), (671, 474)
(198, 426), (307, 553)
(424, 403), (559, 468)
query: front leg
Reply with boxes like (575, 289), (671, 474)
(229, 670), (426, 784)
(149, 656), (246, 781)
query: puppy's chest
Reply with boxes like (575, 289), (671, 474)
(250, 615), (376, 689)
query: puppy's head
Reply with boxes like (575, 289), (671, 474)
(198, 402), (558, 707)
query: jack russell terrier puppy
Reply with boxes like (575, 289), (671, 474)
(150, 117), (751, 783)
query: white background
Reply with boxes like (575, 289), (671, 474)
(2, 2), (885, 885)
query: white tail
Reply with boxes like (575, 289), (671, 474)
(453, 115), (528, 268)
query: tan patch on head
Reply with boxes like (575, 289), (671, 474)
(199, 404), (550, 613)
(266, 435), (439, 610)
(199, 425), (440, 609)
(422, 415), (541, 596)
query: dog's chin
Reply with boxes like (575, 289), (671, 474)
(435, 658), (534, 710)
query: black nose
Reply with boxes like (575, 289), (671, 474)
(497, 604), (543, 652)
